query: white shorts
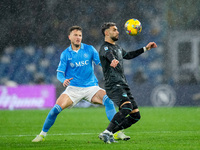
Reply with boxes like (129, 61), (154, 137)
(62, 86), (103, 108)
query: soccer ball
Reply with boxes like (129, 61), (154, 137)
(124, 18), (142, 36)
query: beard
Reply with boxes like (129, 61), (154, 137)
(111, 36), (118, 41)
(74, 44), (80, 48)
(72, 42), (81, 48)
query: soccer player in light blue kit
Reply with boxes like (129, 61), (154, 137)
(32, 26), (129, 142)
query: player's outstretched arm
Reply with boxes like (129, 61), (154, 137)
(145, 42), (157, 50)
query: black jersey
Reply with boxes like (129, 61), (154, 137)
(99, 41), (144, 90)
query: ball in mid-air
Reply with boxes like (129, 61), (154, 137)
(124, 18), (142, 36)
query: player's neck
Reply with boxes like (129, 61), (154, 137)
(105, 38), (115, 45)
(71, 44), (80, 51)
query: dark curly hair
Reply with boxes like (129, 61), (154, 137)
(101, 22), (116, 36)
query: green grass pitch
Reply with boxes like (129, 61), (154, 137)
(0, 107), (200, 150)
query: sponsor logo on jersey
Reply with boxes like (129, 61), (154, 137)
(70, 60), (89, 68)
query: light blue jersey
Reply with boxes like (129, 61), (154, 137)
(57, 43), (100, 87)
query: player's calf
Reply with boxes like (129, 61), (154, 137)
(103, 95), (116, 121)
(112, 111), (141, 133)
(106, 103), (133, 132)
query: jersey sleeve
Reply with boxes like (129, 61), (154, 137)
(122, 48), (144, 60)
(57, 71), (66, 83)
(56, 51), (67, 74)
(91, 46), (101, 65)
(103, 46), (115, 62)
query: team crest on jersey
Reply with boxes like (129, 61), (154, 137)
(84, 53), (88, 58)
(70, 63), (75, 68)
(104, 46), (108, 51)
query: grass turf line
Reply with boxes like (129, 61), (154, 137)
(0, 107), (199, 150)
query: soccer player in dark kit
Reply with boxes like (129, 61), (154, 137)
(98, 22), (157, 144)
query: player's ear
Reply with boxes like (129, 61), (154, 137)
(68, 35), (71, 40)
(104, 29), (109, 36)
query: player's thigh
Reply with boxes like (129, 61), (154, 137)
(125, 87), (139, 110)
(106, 86), (127, 107)
(91, 89), (106, 104)
(56, 94), (73, 109)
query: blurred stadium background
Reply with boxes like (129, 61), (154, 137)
(0, 0), (200, 108)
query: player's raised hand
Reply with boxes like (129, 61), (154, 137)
(63, 78), (73, 87)
(145, 42), (157, 50)
(110, 59), (119, 68)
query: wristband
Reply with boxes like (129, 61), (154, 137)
(143, 47), (147, 52)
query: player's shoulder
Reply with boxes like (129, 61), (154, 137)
(60, 47), (72, 59)
(61, 47), (70, 54)
(101, 42), (110, 47)
(82, 43), (94, 48)
(100, 42), (111, 51)
(81, 43), (97, 53)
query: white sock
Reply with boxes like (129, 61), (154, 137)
(40, 131), (47, 137)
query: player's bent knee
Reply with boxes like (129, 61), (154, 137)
(130, 111), (141, 123)
(56, 94), (73, 109)
(130, 108), (139, 113)
(120, 103), (133, 117)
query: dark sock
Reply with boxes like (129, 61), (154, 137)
(112, 111), (141, 133)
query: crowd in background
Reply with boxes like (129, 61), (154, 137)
(0, 0), (200, 86)
(0, 0), (165, 49)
